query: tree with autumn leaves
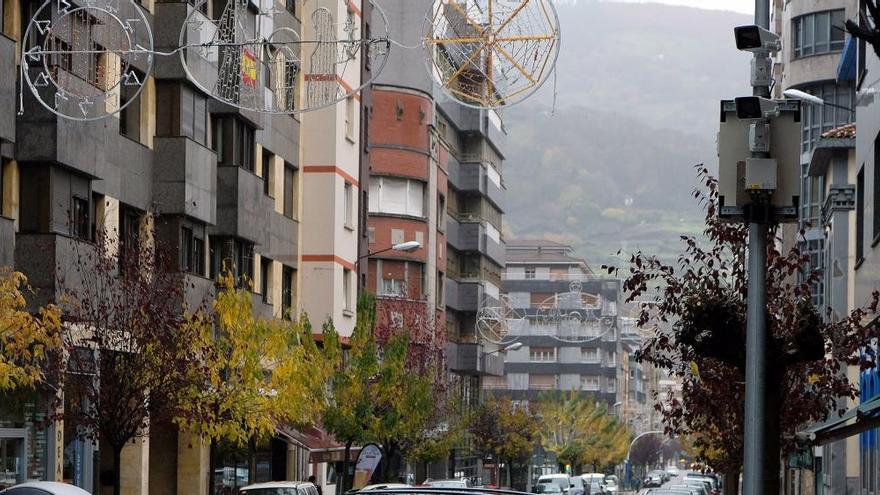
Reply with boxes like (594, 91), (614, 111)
(469, 396), (540, 487)
(606, 167), (880, 495)
(538, 391), (630, 473)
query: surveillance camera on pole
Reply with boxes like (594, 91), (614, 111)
(735, 25), (780, 88)
(734, 25), (782, 53)
(735, 96), (780, 120)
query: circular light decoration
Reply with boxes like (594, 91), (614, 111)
(532, 281), (616, 344)
(179, 0), (390, 114)
(424, 0), (560, 109)
(20, 0), (154, 120)
(476, 294), (524, 345)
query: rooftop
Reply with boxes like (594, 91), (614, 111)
(821, 123), (856, 139)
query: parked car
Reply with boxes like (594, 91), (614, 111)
(538, 474), (572, 494)
(603, 478), (618, 494)
(0, 482), (92, 495)
(665, 467), (680, 477)
(570, 475), (586, 495)
(535, 484), (564, 494)
(582, 474), (605, 486)
(360, 484), (412, 491)
(238, 482), (320, 495)
(587, 482), (603, 495)
(424, 480), (470, 489)
(643, 472), (664, 488)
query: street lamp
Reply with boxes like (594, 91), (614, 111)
(625, 430), (665, 489)
(783, 88), (855, 114)
(357, 240), (421, 261)
(483, 342), (523, 356)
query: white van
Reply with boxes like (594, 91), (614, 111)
(537, 474), (573, 494)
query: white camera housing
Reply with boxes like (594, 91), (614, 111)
(734, 25), (782, 54)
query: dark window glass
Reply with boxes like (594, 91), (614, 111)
(858, 167), (865, 262)
(875, 135), (880, 241)
(261, 258), (271, 303)
(180, 226), (194, 272)
(281, 266), (293, 319)
(71, 196), (89, 240)
(262, 150), (273, 196)
(283, 164), (295, 219)
(237, 121), (255, 171)
(119, 68), (144, 142)
(193, 236), (205, 276)
(211, 115), (224, 162)
(119, 206), (141, 269)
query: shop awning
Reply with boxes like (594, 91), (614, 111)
(802, 395), (880, 444)
(275, 425), (362, 464)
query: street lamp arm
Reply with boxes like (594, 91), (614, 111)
(626, 430), (666, 461)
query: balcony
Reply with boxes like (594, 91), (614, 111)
(14, 234), (97, 310)
(445, 342), (504, 376)
(456, 162), (505, 211)
(266, 211), (298, 266)
(215, 166), (273, 247)
(0, 34), (15, 146)
(0, 216), (13, 267)
(446, 278), (499, 313)
(153, 137), (218, 225)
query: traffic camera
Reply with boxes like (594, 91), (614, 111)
(734, 25), (782, 53)
(735, 96), (779, 120)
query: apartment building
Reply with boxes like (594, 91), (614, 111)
(769, 1), (858, 493)
(299, 0), (364, 337)
(486, 240), (622, 406)
(0, 0), (358, 492)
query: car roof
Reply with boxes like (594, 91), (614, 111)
(539, 475), (570, 479)
(362, 485), (411, 490)
(2, 482), (91, 495)
(241, 482), (315, 490)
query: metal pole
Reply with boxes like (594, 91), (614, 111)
(742, 2), (770, 495)
(742, 222), (768, 495)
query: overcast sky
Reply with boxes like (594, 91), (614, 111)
(593, 0), (755, 15)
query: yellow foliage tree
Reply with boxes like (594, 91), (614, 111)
(176, 273), (334, 444)
(0, 269), (61, 391)
(539, 391), (632, 472)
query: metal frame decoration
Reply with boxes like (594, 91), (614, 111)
(20, 0), (154, 120)
(476, 280), (617, 345)
(423, 0), (560, 109)
(179, 0), (390, 114)
(19, 0), (392, 120)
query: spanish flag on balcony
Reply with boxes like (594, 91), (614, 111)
(242, 48), (257, 88)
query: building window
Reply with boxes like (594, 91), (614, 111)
(283, 164), (296, 219)
(529, 347), (556, 362)
(605, 351), (617, 367)
(262, 150), (274, 196)
(211, 237), (255, 285)
(581, 375), (600, 391)
(180, 226), (194, 273)
(261, 257), (272, 304)
(119, 206), (141, 267)
(213, 116), (256, 171)
(801, 83), (854, 153)
(794, 10), (846, 59)
(71, 196), (89, 240)
(282, 266), (294, 319)
(528, 374), (556, 390)
(525, 267), (536, 279)
(607, 377), (617, 393)
(368, 177), (425, 217)
(156, 83), (208, 145)
(193, 235), (205, 276)
(119, 68), (144, 142)
(857, 167), (865, 263)
(344, 181), (353, 228)
(381, 277), (405, 297)
(874, 134), (880, 241)
(581, 347), (600, 363)
(345, 96), (355, 141)
(438, 194), (446, 232)
(343, 268), (352, 312)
